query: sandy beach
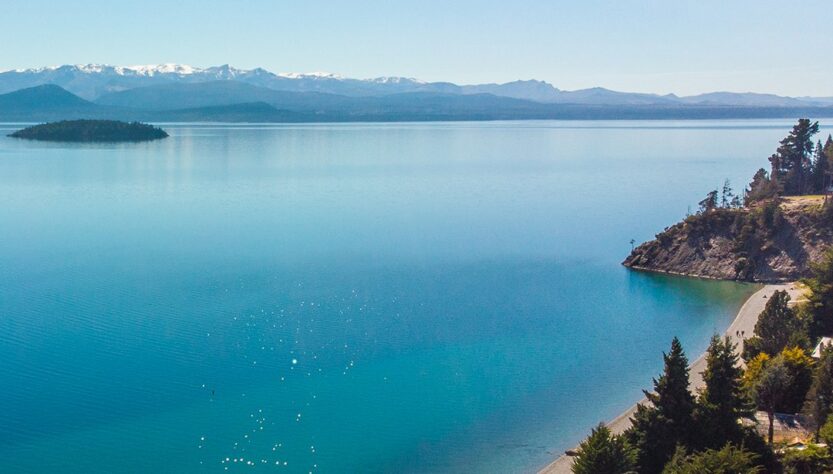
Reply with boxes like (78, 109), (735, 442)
(539, 282), (803, 474)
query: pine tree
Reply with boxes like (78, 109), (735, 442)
(768, 118), (819, 195)
(745, 168), (777, 205)
(627, 405), (674, 474)
(571, 423), (636, 474)
(742, 290), (800, 359)
(806, 246), (833, 338)
(699, 190), (719, 213)
(627, 338), (695, 473)
(812, 140), (829, 194)
(825, 134), (833, 169)
(695, 335), (752, 448)
(721, 179), (734, 208)
(647, 337), (695, 429)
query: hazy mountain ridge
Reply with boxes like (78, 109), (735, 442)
(4, 83), (833, 123)
(2, 63), (831, 107)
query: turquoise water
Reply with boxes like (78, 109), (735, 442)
(0, 120), (821, 473)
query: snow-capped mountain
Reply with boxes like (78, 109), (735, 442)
(0, 64), (433, 100)
(0, 63), (829, 106)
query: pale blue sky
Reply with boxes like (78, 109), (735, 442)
(2, 0), (831, 96)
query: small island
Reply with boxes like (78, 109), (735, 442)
(8, 120), (169, 143)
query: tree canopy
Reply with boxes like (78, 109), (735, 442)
(571, 423), (636, 474)
(768, 119), (820, 196)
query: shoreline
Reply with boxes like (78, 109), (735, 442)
(623, 265), (797, 283)
(538, 282), (802, 474)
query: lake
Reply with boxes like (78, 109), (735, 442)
(0, 120), (821, 473)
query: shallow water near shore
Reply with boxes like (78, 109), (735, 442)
(0, 120), (825, 473)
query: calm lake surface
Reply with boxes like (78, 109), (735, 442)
(1, 120), (825, 473)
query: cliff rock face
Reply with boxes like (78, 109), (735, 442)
(623, 197), (833, 282)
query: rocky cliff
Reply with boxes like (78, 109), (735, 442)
(623, 197), (833, 282)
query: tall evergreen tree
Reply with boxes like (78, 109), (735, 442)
(721, 179), (734, 208)
(571, 423), (636, 474)
(627, 338), (694, 473)
(825, 134), (833, 167)
(695, 335), (752, 448)
(806, 246), (833, 338)
(742, 290), (800, 359)
(805, 346), (833, 440)
(769, 118), (819, 195)
(745, 168), (778, 205)
(699, 190), (719, 213)
(812, 140), (829, 194)
(627, 404), (674, 474)
(647, 337), (696, 429)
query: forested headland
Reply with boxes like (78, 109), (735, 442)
(625, 119), (833, 282)
(570, 119), (833, 473)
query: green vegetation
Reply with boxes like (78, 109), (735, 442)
(805, 247), (833, 338)
(571, 424), (636, 474)
(8, 120), (168, 142)
(573, 250), (833, 472)
(628, 119), (833, 282)
(626, 337), (695, 473)
(607, 119), (833, 472)
(808, 348), (833, 440)
(574, 337), (773, 474)
(743, 291), (805, 360)
(662, 445), (762, 474)
(752, 356), (792, 444)
(744, 119), (833, 202)
(696, 336), (752, 448)
(780, 444), (832, 474)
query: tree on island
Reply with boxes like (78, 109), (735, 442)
(571, 424), (636, 474)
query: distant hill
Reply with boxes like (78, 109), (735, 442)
(0, 84), (103, 118)
(155, 102), (313, 122)
(95, 81), (357, 111)
(678, 92), (808, 107)
(3, 84), (833, 123)
(2, 63), (832, 108)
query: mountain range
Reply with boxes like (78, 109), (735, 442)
(1, 64), (833, 122)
